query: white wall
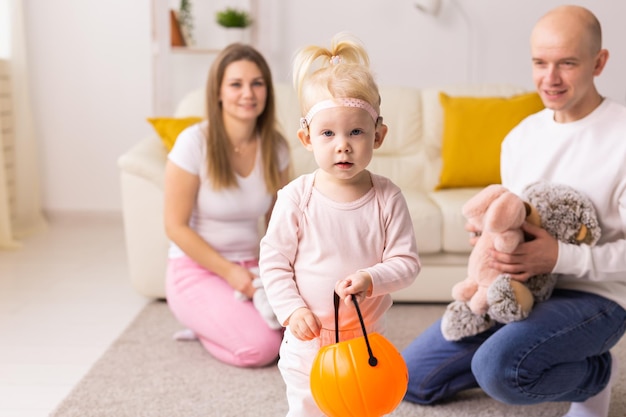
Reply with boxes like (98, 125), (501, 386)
(254, 0), (626, 98)
(24, 0), (152, 213)
(24, 0), (626, 213)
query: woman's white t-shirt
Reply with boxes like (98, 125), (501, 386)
(167, 121), (290, 261)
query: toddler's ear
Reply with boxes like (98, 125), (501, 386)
(374, 123), (388, 149)
(297, 128), (313, 150)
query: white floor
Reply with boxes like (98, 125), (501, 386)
(0, 213), (149, 417)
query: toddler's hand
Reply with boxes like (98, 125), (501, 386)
(288, 308), (321, 341)
(335, 271), (372, 306)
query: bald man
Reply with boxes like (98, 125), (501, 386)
(402, 6), (626, 417)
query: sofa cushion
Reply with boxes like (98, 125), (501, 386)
(174, 89), (206, 117)
(435, 92), (544, 190)
(429, 188), (482, 253)
(147, 117), (203, 151)
(403, 191), (442, 254)
(370, 87), (427, 192)
(420, 85), (534, 192)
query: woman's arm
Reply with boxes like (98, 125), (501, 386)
(164, 160), (255, 297)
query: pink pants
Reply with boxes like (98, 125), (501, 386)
(166, 256), (283, 367)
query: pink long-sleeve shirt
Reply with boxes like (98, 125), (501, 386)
(259, 170), (421, 336)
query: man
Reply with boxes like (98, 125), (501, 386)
(402, 6), (626, 417)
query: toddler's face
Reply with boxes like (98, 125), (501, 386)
(300, 106), (383, 182)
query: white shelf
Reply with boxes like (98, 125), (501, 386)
(151, 0), (257, 115)
(170, 46), (221, 54)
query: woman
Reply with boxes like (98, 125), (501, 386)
(164, 43), (290, 367)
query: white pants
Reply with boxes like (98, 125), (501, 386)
(278, 320), (386, 417)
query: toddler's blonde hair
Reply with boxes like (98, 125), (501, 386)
(292, 33), (381, 120)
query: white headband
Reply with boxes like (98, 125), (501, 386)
(299, 98), (379, 131)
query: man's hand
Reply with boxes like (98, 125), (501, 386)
(489, 221), (558, 281)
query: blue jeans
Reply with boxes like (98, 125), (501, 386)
(402, 290), (626, 405)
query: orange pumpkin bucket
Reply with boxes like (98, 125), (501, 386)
(310, 292), (408, 417)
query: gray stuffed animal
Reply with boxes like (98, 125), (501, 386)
(442, 181), (601, 342)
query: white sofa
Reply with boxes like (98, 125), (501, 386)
(118, 83), (529, 302)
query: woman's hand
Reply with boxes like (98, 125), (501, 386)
(489, 221), (558, 282)
(224, 264), (256, 299)
(288, 307), (322, 341)
(335, 271), (373, 306)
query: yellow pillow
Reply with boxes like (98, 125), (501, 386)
(147, 117), (203, 151)
(436, 92), (544, 190)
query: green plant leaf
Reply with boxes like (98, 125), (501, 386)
(216, 7), (252, 28)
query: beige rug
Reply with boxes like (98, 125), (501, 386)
(51, 300), (625, 417)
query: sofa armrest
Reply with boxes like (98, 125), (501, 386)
(118, 136), (169, 299)
(117, 136), (168, 189)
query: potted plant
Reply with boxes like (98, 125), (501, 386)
(215, 7), (253, 45)
(178, 0), (194, 46)
(216, 7), (253, 28)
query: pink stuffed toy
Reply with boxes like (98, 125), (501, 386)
(441, 181), (601, 342)
(441, 184), (535, 341)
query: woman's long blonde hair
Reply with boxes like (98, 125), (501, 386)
(292, 33), (381, 119)
(204, 43), (287, 193)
